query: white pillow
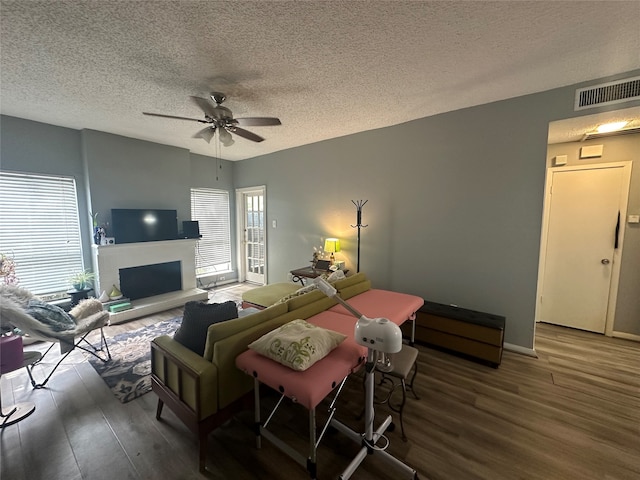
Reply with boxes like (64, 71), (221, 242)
(248, 319), (346, 371)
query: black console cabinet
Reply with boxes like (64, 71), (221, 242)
(402, 301), (505, 367)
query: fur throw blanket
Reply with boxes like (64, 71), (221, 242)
(0, 284), (109, 342)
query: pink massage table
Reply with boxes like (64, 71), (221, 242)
(235, 290), (423, 479)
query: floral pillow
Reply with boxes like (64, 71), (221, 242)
(248, 319), (346, 371)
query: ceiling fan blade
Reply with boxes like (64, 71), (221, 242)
(193, 126), (216, 143)
(189, 96), (217, 118)
(231, 127), (265, 143)
(234, 117), (282, 127)
(143, 112), (205, 123)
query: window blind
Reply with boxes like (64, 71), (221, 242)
(191, 188), (232, 276)
(0, 171), (84, 297)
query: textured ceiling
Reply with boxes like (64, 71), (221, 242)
(1, 1), (639, 161)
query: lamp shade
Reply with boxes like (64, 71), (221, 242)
(324, 238), (341, 254)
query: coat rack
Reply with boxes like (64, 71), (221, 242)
(351, 200), (368, 273)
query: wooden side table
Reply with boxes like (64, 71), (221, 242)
(67, 288), (92, 307)
(289, 266), (330, 285)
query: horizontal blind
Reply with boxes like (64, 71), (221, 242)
(191, 188), (231, 274)
(0, 171), (84, 296)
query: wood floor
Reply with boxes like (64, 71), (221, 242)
(1, 283), (638, 480)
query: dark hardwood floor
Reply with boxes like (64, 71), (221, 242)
(1, 283), (638, 480)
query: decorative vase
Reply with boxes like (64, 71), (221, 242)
(98, 290), (110, 303)
(109, 284), (123, 300)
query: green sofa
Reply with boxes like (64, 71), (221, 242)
(150, 272), (372, 473)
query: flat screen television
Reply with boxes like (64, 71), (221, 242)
(111, 208), (179, 244)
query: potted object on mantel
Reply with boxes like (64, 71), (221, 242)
(67, 269), (95, 306)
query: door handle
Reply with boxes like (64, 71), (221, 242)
(601, 259), (610, 265)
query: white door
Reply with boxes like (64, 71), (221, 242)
(240, 188), (266, 284)
(538, 165), (628, 333)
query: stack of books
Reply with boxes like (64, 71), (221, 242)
(101, 297), (133, 313)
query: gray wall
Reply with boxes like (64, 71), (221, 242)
(0, 116), (93, 266)
(1, 117), (236, 284)
(547, 135), (640, 335)
(234, 70), (640, 349)
(2, 70), (639, 349)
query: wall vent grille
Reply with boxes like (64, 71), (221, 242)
(575, 76), (640, 110)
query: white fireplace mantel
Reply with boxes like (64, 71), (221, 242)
(91, 239), (207, 324)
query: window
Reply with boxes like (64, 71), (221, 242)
(191, 188), (232, 276)
(0, 171), (84, 298)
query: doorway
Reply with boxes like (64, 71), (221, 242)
(237, 186), (266, 285)
(536, 163), (631, 334)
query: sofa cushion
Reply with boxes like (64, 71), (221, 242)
(332, 272), (368, 291)
(174, 300), (238, 355)
(286, 288), (329, 311)
(248, 319), (346, 371)
(242, 283), (300, 309)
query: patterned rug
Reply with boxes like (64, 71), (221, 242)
(88, 317), (182, 403)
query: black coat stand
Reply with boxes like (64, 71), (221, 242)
(351, 200), (368, 273)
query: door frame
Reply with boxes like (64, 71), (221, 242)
(535, 161), (632, 336)
(235, 185), (267, 284)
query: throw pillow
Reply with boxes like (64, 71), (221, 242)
(248, 319), (346, 371)
(174, 300), (238, 355)
(25, 299), (75, 332)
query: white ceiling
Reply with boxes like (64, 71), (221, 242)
(1, 1), (639, 161)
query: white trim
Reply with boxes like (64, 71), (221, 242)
(611, 331), (640, 342)
(504, 342), (538, 358)
(235, 185), (267, 285)
(534, 161), (632, 337)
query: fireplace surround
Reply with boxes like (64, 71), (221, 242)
(91, 239), (207, 324)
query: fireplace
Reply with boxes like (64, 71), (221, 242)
(91, 239), (208, 324)
(119, 261), (182, 300)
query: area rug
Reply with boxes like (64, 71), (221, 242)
(88, 317), (182, 403)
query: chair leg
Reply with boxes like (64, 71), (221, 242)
(198, 428), (208, 473)
(28, 345), (77, 388)
(408, 361), (419, 400)
(27, 329), (111, 388)
(398, 379), (408, 442)
(156, 399), (164, 420)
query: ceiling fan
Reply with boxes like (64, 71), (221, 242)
(143, 92), (281, 146)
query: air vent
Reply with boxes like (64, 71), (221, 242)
(581, 126), (640, 141)
(575, 76), (640, 110)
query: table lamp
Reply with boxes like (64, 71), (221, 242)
(323, 238), (341, 264)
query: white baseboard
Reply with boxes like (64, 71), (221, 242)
(611, 331), (640, 342)
(504, 342), (538, 358)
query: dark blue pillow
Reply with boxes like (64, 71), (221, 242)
(26, 299), (75, 332)
(173, 300), (238, 355)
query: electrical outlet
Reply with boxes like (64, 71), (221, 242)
(219, 276), (225, 281)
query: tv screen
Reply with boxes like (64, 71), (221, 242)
(111, 208), (179, 244)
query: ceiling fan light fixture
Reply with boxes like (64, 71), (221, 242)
(194, 126), (216, 143)
(218, 127), (234, 146)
